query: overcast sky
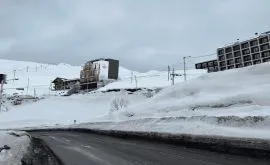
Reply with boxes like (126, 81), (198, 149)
(0, 0), (270, 71)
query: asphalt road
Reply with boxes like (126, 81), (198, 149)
(31, 131), (269, 165)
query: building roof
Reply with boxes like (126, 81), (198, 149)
(88, 58), (119, 63)
(52, 77), (79, 83)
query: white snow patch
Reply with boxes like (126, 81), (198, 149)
(0, 131), (30, 165)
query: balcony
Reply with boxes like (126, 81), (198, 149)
(252, 53), (260, 60)
(242, 49), (250, 56)
(218, 55), (225, 61)
(218, 48), (225, 55)
(251, 46), (259, 53)
(234, 51), (241, 58)
(253, 60), (261, 65)
(259, 36), (269, 44)
(244, 62), (252, 66)
(226, 53), (233, 59)
(225, 47), (232, 53)
(250, 39), (259, 47)
(233, 44), (241, 51)
(227, 59), (234, 65)
(260, 43), (270, 51)
(241, 42), (249, 49)
(235, 57), (242, 64)
(236, 64), (243, 68)
(243, 55), (251, 62)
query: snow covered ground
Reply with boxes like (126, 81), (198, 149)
(1, 59), (270, 140)
(1, 59), (81, 96)
(99, 69), (206, 90)
(0, 131), (30, 165)
(0, 59), (133, 96)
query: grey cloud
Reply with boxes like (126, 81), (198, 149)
(0, 0), (270, 71)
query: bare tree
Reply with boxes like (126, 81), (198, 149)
(110, 97), (130, 112)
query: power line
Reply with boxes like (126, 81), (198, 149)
(189, 53), (217, 59)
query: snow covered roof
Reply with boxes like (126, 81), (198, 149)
(52, 77), (79, 83)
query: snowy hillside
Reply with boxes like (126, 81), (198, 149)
(0, 59), (133, 96)
(0, 59), (81, 96)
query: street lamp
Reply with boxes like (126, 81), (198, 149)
(183, 56), (191, 81)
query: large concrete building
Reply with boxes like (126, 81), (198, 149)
(196, 31), (270, 72)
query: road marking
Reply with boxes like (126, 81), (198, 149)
(65, 146), (111, 165)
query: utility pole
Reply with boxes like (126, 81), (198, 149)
(168, 65), (171, 81)
(170, 69), (182, 86)
(13, 70), (16, 82)
(34, 88), (36, 98)
(0, 80), (3, 112)
(131, 72), (133, 83)
(171, 68), (175, 85)
(134, 75), (138, 89)
(183, 56), (191, 81)
(27, 77), (30, 95)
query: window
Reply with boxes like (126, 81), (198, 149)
(234, 51), (241, 57)
(195, 63), (202, 69)
(252, 53), (260, 60)
(259, 36), (269, 44)
(225, 47), (232, 53)
(202, 62), (207, 68)
(263, 58), (270, 63)
(242, 49), (250, 56)
(244, 62), (252, 66)
(227, 59), (234, 65)
(242, 49), (250, 55)
(253, 60), (261, 65)
(207, 61), (213, 67)
(228, 65), (234, 69)
(243, 55), (251, 62)
(250, 39), (258, 47)
(220, 67), (226, 71)
(207, 67), (218, 73)
(233, 45), (240, 51)
(236, 64), (243, 68)
(235, 57), (242, 64)
(241, 42), (249, 49)
(219, 61), (226, 67)
(260, 44), (270, 51)
(218, 49), (224, 55)
(218, 55), (225, 61)
(251, 47), (259, 53)
(226, 53), (233, 59)
(262, 51), (270, 58)
(213, 60), (218, 66)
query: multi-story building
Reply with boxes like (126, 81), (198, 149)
(195, 31), (270, 72)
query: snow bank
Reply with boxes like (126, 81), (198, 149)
(74, 117), (270, 140)
(125, 62), (270, 119)
(0, 131), (30, 165)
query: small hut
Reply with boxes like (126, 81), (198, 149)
(52, 77), (80, 90)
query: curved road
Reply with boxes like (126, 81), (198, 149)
(31, 131), (269, 165)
